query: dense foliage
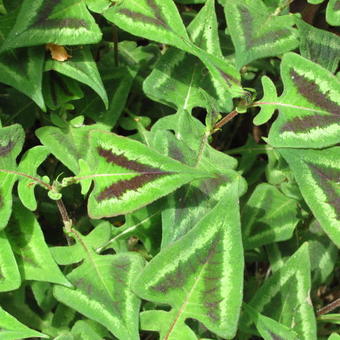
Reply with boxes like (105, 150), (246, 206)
(0, 0), (339, 339)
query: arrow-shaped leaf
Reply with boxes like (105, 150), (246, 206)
(0, 0), (102, 51)
(0, 230), (21, 292)
(5, 201), (71, 286)
(240, 243), (317, 339)
(242, 183), (299, 250)
(0, 306), (48, 339)
(296, 18), (340, 74)
(53, 252), (144, 340)
(279, 147), (340, 248)
(81, 129), (210, 218)
(255, 53), (340, 148)
(224, 0), (299, 68)
(133, 184), (243, 339)
(0, 124), (25, 230)
(45, 47), (108, 109)
(143, 0), (239, 112)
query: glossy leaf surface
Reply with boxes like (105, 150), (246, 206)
(54, 252), (144, 340)
(280, 147), (340, 248)
(133, 184), (243, 339)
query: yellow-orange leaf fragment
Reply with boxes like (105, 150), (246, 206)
(46, 43), (71, 61)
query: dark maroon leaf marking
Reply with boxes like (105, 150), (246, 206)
(307, 162), (340, 219)
(218, 68), (240, 87)
(0, 193), (3, 209)
(31, 0), (88, 30)
(282, 70), (339, 132)
(334, 1), (340, 11)
(97, 147), (171, 200)
(269, 332), (284, 340)
(0, 140), (14, 157)
(118, 0), (170, 31)
(151, 231), (223, 321)
(238, 5), (290, 49)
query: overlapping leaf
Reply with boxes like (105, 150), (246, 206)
(240, 243), (317, 339)
(103, 0), (243, 101)
(53, 252), (144, 340)
(0, 306), (47, 339)
(224, 0), (299, 68)
(0, 10), (46, 110)
(144, 0), (237, 112)
(243, 304), (299, 340)
(242, 183), (299, 250)
(45, 46), (108, 109)
(50, 221), (111, 265)
(255, 53), (340, 148)
(17, 146), (49, 211)
(279, 147), (340, 248)
(36, 116), (108, 175)
(0, 230), (21, 292)
(5, 201), (71, 286)
(296, 18), (340, 73)
(133, 184), (243, 339)
(80, 129), (211, 218)
(0, 124), (25, 230)
(326, 0), (340, 26)
(0, 0), (102, 51)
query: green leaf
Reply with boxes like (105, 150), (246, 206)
(81, 129), (210, 218)
(279, 147), (340, 248)
(71, 320), (109, 340)
(0, 10), (45, 110)
(0, 124), (25, 230)
(0, 0), (102, 51)
(133, 184), (244, 339)
(223, 0), (299, 68)
(43, 72), (84, 110)
(259, 53), (340, 148)
(53, 252), (144, 340)
(143, 0), (238, 112)
(0, 47), (46, 111)
(104, 0), (243, 100)
(253, 76), (278, 125)
(5, 202), (71, 286)
(50, 221), (112, 265)
(329, 334), (340, 340)
(241, 243), (317, 339)
(0, 230), (21, 292)
(45, 47), (108, 109)
(0, 305), (47, 339)
(17, 146), (49, 211)
(326, 0), (340, 26)
(36, 117), (108, 175)
(103, 0), (190, 52)
(242, 183), (299, 250)
(306, 220), (338, 285)
(243, 303), (299, 340)
(296, 18), (340, 73)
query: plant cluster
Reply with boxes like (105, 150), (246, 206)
(0, 0), (339, 339)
